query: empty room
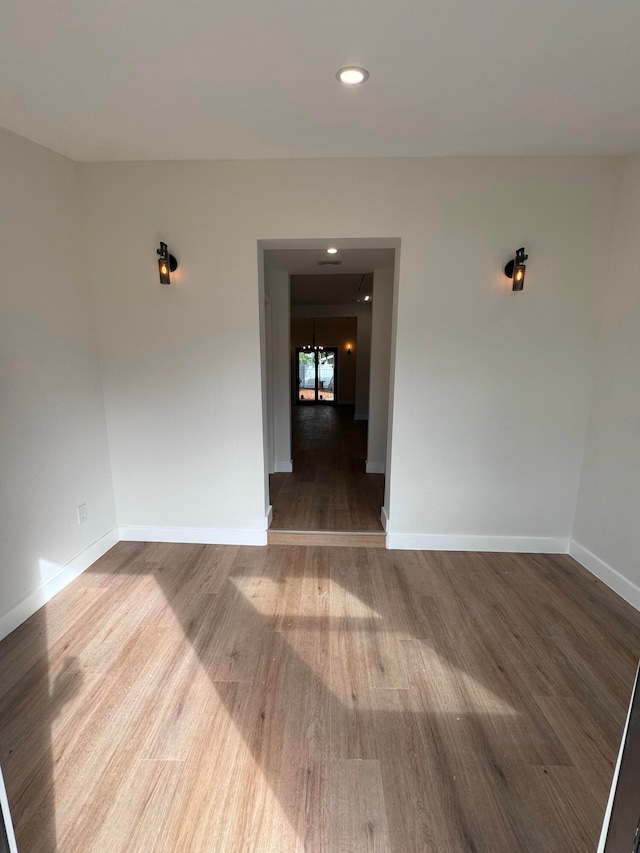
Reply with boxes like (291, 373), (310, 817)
(1, 1), (640, 851)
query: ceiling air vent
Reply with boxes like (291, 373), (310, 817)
(317, 260), (342, 266)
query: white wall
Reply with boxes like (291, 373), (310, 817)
(265, 268), (291, 472)
(81, 156), (618, 547)
(291, 303), (373, 418)
(572, 152), (640, 602)
(0, 129), (116, 635)
(367, 268), (395, 474)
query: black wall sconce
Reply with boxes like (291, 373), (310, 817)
(157, 241), (178, 285)
(347, 344), (352, 355)
(504, 247), (528, 292)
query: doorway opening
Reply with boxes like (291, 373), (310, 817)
(296, 345), (337, 403)
(258, 239), (400, 536)
(275, 402), (382, 530)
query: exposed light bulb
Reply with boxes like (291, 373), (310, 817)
(364, 295), (371, 301)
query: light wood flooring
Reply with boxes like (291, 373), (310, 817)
(269, 405), (384, 531)
(1, 542), (640, 851)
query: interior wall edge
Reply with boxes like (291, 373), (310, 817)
(569, 539), (640, 612)
(386, 533), (569, 553)
(0, 527), (119, 642)
(118, 525), (268, 546)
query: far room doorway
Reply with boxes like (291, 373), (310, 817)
(296, 344), (337, 403)
(260, 241), (398, 535)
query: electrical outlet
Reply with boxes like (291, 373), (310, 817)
(77, 503), (88, 524)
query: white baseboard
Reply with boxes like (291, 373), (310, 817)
(381, 506), (390, 533)
(0, 527), (119, 642)
(275, 461), (293, 473)
(570, 540), (640, 611)
(118, 525), (267, 547)
(386, 533), (569, 553)
(366, 461), (385, 474)
(266, 505), (273, 529)
(354, 412), (368, 421)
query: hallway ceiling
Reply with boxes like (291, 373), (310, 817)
(290, 274), (374, 306)
(2, 0), (640, 161)
(267, 246), (392, 305)
(265, 248), (394, 276)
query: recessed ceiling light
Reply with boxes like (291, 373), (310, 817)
(364, 295), (371, 301)
(336, 67), (369, 85)
(326, 247), (338, 254)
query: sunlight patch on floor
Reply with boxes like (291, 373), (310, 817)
(411, 640), (518, 716)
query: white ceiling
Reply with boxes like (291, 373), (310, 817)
(2, 0), (640, 161)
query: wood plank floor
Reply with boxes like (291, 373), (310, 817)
(267, 530), (386, 548)
(2, 543), (640, 851)
(269, 405), (384, 531)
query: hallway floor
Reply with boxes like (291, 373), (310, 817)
(269, 405), (384, 531)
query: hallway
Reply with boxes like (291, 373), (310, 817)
(269, 405), (384, 531)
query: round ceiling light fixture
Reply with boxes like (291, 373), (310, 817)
(326, 247), (338, 254)
(336, 66), (369, 85)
